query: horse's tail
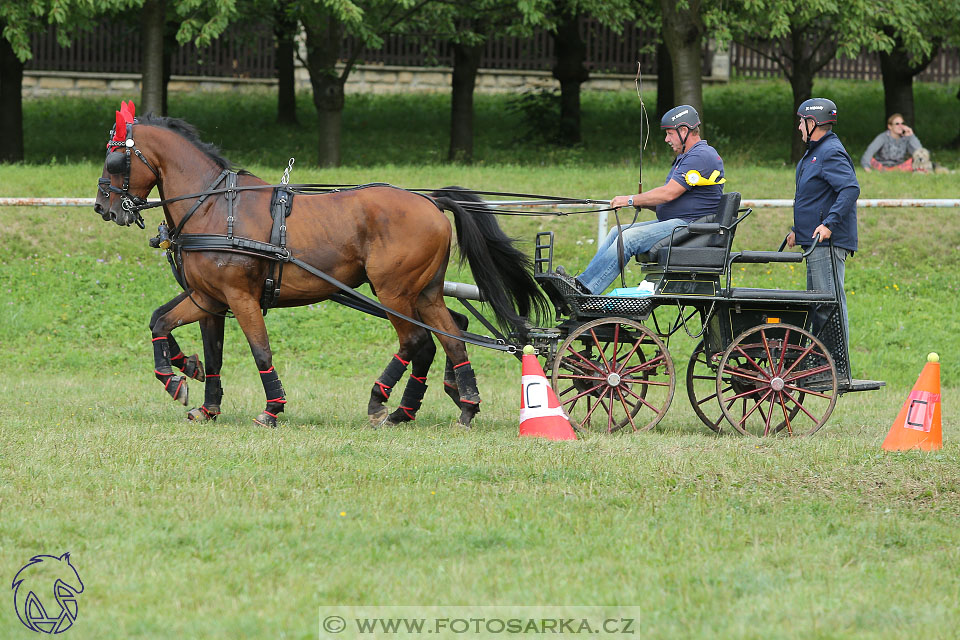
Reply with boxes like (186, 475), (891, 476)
(431, 187), (549, 339)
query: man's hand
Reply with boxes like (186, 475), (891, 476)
(902, 124), (914, 137)
(813, 224), (832, 241)
(610, 195), (634, 209)
(786, 231), (796, 248)
(863, 166), (872, 173)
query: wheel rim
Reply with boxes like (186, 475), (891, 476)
(551, 318), (675, 433)
(686, 341), (726, 433)
(717, 323), (837, 437)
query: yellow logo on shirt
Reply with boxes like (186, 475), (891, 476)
(684, 169), (726, 186)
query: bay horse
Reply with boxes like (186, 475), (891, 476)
(93, 106), (546, 428)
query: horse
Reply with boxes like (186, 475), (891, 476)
(93, 107), (547, 428)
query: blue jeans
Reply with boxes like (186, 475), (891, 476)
(805, 245), (851, 373)
(577, 219), (687, 293)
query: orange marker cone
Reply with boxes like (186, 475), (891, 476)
(519, 345), (576, 440)
(882, 353), (942, 451)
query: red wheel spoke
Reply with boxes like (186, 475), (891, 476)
(611, 323), (621, 368)
(615, 387), (640, 431)
(621, 353), (665, 377)
(558, 373), (611, 383)
(696, 391), (719, 406)
(562, 382), (606, 405)
(781, 388), (821, 423)
(563, 349), (605, 375)
(590, 328), (612, 372)
(784, 383), (832, 399)
(622, 384), (664, 413)
(760, 329), (777, 378)
(776, 327), (791, 376)
(613, 338), (644, 374)
(733, 345), (772, 380)
(761, 392), (776, 436)
(736, 389), (772, 426)
(778, 394), (793, 435)
(784, 364), (832, 383)
(621, 376), (670, 388)
(779, 341), (818, 380)
(722, 364), (770, 385)
(578, 392), (606, 426)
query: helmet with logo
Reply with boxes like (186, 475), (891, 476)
(796, 98), (837, 126)
(660, 105), (701, 131)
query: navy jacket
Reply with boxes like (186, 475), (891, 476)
(794, 131), (859, 252)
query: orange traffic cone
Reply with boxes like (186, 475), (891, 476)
(882, 353), (942, 451)
(519, 345), (576, 440)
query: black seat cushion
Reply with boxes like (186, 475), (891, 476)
(654, 246), (730, 268)
(637, 192), (741, 264)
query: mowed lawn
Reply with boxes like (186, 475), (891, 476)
(2, 86), (960, 638)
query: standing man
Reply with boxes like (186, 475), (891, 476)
(557, 105), (724, 294)
(787, 98), (859, 370)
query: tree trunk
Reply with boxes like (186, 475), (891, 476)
(275, 3), (299, 125)
(162, 22), (176, 116)
(785, 26), (838, 162)
(656, 42), (674, 121)
(140, 0), (166, 115)
(878, 37), (938, 127)
(660, 0), (704, 134)
(0, 30), (25, 163)
(551, 12), (589, 145)
(303, 11), (345, 167)
(448, 40), (483, 163)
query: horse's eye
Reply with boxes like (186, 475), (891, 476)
(105, 151), (126, 175)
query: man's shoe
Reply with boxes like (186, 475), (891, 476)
(554, 265), (590, 294)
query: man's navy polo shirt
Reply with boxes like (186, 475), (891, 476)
(657, 140), (725, 223)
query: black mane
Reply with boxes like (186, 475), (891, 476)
(138, 113), (240, 171)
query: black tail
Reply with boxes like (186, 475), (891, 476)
(431, 187), (549, 338)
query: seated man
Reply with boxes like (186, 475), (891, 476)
(557, 104), (725, 294)
(860, 114), (924, 172)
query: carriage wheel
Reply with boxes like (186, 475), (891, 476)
(688, 341), (804, 435)
(717, 323), (837, 437)
(686, 341), (725, 433)
(551, 318), (675, 433)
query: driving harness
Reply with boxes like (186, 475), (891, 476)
(166, 169), (295, 314)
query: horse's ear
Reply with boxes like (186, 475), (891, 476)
(113, 111), (125, 141)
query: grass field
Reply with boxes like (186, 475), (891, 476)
(1, 84), (959, 638)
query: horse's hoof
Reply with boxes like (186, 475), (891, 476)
(457, 403), (479, 428)
(253, 412), (277, 429)
(167, 377), (189, 406)
(383, 408), (415, 427)
(368, 407), (389, 428)
(186, 406), (219, 422)
(181, 354), (205, 381)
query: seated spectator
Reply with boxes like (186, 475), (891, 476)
(860, 114), (925, 172)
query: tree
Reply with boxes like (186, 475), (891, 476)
(1, 0), (128, 162)
(731, 0), (889, 161)
(298, 0), (434, 167)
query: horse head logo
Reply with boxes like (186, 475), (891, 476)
(12, 553), (84, 634)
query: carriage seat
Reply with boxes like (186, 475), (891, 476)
(637, 192), (741, 270)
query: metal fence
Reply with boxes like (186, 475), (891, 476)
(25, 18), (960, 82)
(732, 41), (960, 83)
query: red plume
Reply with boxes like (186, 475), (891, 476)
(113, 111), (126, 141)
(120, 100), (135, 123)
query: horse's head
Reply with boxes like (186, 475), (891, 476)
(94, 100), (159, 228)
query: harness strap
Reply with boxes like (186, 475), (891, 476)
(172, 169), (230, 238)
(174, 233), (515, 352)
(262, 186), (294, 311)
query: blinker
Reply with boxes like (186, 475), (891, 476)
(105, 151), (126, 175)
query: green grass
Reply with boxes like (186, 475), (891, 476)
(1, 83), (959, 638)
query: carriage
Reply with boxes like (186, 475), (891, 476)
(95, 104), (882, 434)
(508, 191), (885, 436)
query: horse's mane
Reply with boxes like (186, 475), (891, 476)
(138, 113), (243, 172)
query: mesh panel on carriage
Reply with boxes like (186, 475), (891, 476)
(636, 192), (741, 269)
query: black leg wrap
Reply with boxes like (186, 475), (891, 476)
(259, 367), (286, 415)
(204, 375), (223, 415)
(387, 375), (428, 424)
(371, 354), (410, 403)
(153, 337), (188, 405)
(453, 361), (480, 425)
(443, 360), (462, 409)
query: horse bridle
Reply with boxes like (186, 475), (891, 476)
(97, 121), (160, 228)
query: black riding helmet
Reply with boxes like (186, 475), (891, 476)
(660, 105), (701, 151)
(797, 98), (837, 140)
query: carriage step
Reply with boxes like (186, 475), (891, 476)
(839, 379), (886, 393)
